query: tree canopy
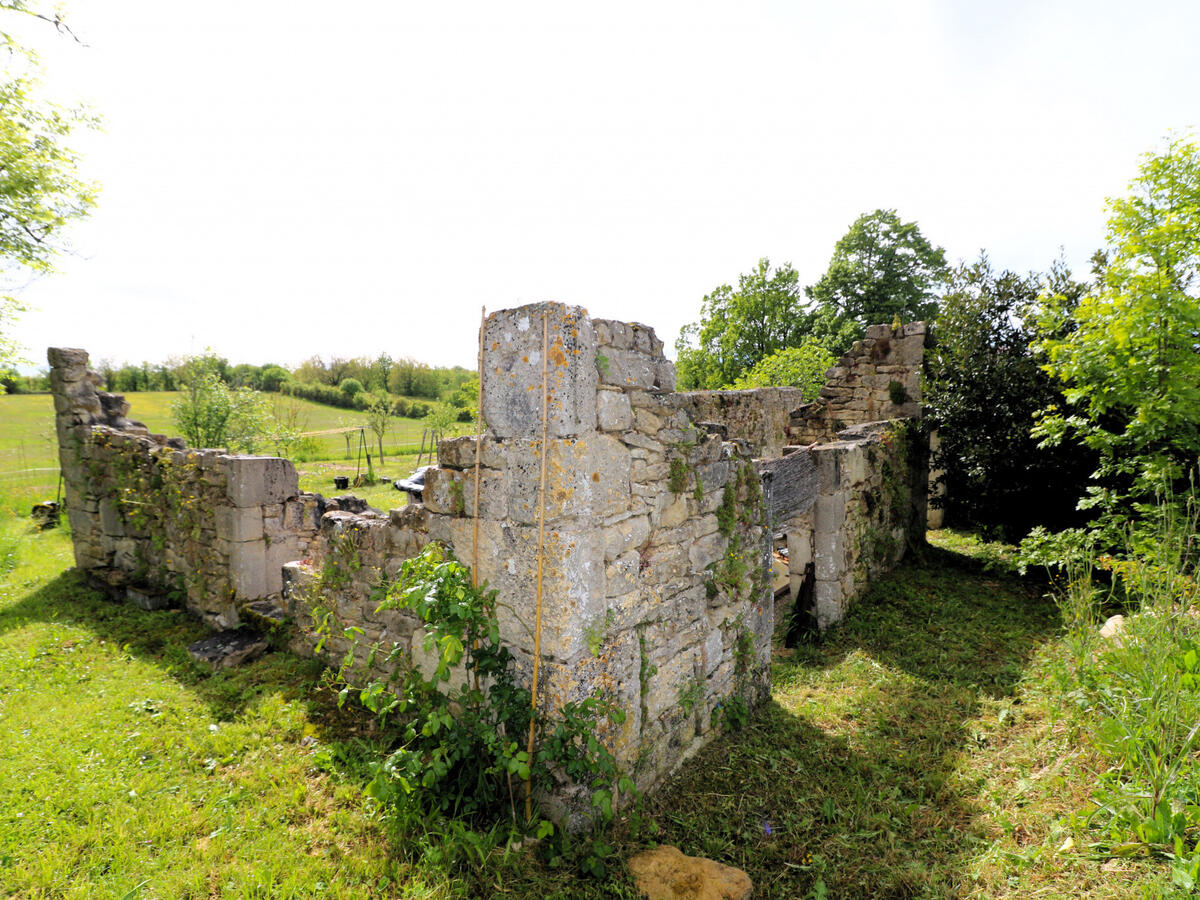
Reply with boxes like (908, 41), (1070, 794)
(0, 3), (97, 367)
(1035, 135), (1200, 535)
(675, 258), (809, 390)
(806, 209), (948, 333)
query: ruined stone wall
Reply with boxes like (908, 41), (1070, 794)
(787, 421), (928, 629)
(50, 302), (927, 811)
(674, 386), (808, 458)
(788, 322), (925, 445)
(49, 348), (322, 629)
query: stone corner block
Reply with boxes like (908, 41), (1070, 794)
(225, 456), (299, 507)
(482, 302), (598, 439)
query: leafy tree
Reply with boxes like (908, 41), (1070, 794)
(1035, 135), (1200, 537)
(388, 357), (442, 399)
(731, 341), (834, 399)
(339, 377), (364, 400)
(806, 209), (948, 338)
(675, 258), (809, 389)
(0, 3), (97, 367)
(259, 364), (290, 392)
(172, 354), (268, 452)
(363, 392), (392, 462)
(924, 255), (1092, 540)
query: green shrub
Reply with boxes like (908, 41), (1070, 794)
(323, 544), (632, 849)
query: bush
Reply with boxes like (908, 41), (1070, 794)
(321, 544), (631, 852)
(924, 255), (1092, 540)
(340, 378), (364, 399)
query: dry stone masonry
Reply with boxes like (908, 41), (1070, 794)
(48, 304), (928, 811)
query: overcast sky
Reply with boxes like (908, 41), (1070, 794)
(6, 0), (1199, 371)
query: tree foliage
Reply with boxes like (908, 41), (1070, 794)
(731, 341), (834, 399)
(806, 209), (948, 336)
(171, 354), (268, 452)
(924, 255), (1092, 539)
(0, 3), (97, 367)
(675, 258), (809, 389)
(1035, 135), (1200, 535)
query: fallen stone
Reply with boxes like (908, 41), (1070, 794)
(127, 585), (173, 611)
(187, 630), (268, 670)
(627, 845), (752, 900)
(239, 599), (286, 630)
(1099, 614), (1126, 644)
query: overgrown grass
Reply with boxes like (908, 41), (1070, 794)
(0, 508), (1183, 897)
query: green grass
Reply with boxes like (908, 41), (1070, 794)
(0, 391), (450, 516)
(0, 511), (1179, 898)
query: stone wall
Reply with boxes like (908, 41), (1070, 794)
(49, 302), (927, 815)
(788, 322), (926, 446)
(786, 421), (928, 629)
(675, 387), (808, 458)
(49, 348), (321, 628)
(280, 303), (774, 795)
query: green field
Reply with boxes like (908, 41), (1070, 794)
(0, 392), (447, 515)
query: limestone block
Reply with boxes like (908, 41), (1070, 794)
(655, 494), (688, 530)
(600, 347), (660, 390)
(436, 518), (607, 661)
(641, 542), (688, 584)
(215, 505), (264, 542)
(230, 539), (269, 599)
(482, 302), (598, 439)
(422, 466), (465, 516)
(689, 530), (726, 572)
(814, 579), (843, 629)
(622, 431), (665, 454)
(503, 435), (631, 525)
(814, 491), (847, 531)
(814, 530), (845, 581)
(842, 446), (868, 486)
(655, 361), (677, 392)
(48, 347), (89, 368)
(606, 551), (640, 597)
(702, 627), (723, 676)
(437, 435), (505, 470)
(596, 389), (633, 432)
(604, 514), (650, 562)
(98, 499), (125, 537)
(224, 456), (298, 507)
(787, 526), (813, 572)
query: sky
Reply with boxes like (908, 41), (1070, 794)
(6, 0), (1199, 371)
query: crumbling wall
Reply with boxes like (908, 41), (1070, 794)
(788, 322), (925, 445)
(787, 421), (927, 629)
(674, 386), (808, 458)
(48, 348), (322, 628)
(273, 303), (773, 794)
(49, 302), (927, 809)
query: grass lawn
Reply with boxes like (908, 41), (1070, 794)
(0, 514), (1176, 898)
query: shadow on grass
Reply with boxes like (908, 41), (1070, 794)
(0, 568), (388, 766)
(0, 540), (1066, 899)
(624, 540), (1063, 900)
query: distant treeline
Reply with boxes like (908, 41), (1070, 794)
(1, 353), (476, 412)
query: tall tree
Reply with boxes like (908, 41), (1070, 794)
(0, 3), (97, 367)
(925, 254), (1092, 539)
(806, 209), (948, 335)
(1035, 134), (1200, 535)
(675, 257), (809, 390)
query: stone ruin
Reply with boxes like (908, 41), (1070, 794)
(48, 303), (928, 808)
